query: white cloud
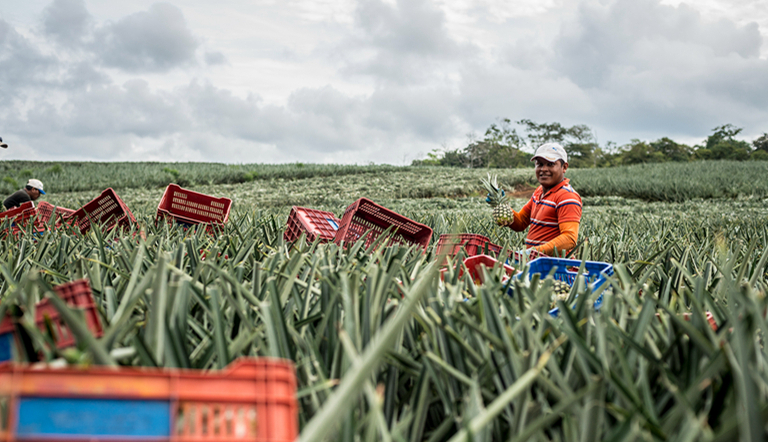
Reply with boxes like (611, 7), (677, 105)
(0, 0), (766, 163)
(92, 3), (199, 72)
(42, 0), (92, 46)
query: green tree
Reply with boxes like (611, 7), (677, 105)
(461, 119), (529, 168)
(751, 133), (768, 161)
(752, 133), (768, 152)
(649, 137), (692, 162)
(696, 124), (751, 160)
(621, 140), (665, 164)
(517, 119), (598, 167)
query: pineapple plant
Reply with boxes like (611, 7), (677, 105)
(481, 173), (514, 226)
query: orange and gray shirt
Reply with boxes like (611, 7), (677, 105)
(506, 178), (582, 256)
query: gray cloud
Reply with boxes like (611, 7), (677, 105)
(204, 51), (227, 66)
(549, 0), (768, 140)
(42, 0), (92, 46)
(345, 0), (473, 84)
(93, 3), (199, 72)
(2, 0), (767, 164)
(0, 20), (59, 102)
(63, 80), (190, 137)
(553, 0), (763, 88)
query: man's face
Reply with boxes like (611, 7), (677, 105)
(28, 188), (41, 200)
(534, 158), (568, 190)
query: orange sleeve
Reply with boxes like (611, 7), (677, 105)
(534, 222), (579, 256)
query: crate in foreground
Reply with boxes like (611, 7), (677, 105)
(66, 188), (136, 234)
(0, 279), (103, 361)
(156, 184), (232, 231)
(284, 206), (340, 244)
(0, 358), (298, 442)
(334, 198), (433, 251)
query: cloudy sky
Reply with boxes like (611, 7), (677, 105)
(1, 0), (766, 164)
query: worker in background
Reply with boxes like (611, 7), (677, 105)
(3, 179), (46, 210)
(501, 143), (582, 257)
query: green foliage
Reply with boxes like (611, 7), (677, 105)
(1, 190), (768, 441)
(696, 124), (753, 161)
(0, 162), (405, 194)
(753, 133), (768, 152)
(411, 120), (767, 167)
(569, 161), (768, 202)
(650, 137), (693, 162)
(751, 150), (768, 161)
(2, 177), (19, 189)
(46, 164), (63, 174)
(162, 167), (180, 181)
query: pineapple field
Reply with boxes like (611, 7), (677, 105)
(2, 160), (768, 441)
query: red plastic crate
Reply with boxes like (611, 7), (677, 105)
(4, 202), (75, 235)
(435, 234), (505, 258)
(463, 254), (516, 283)
(51, 206), (76, 228)
(0, 201), (35, 225)
(0, 358), (298, 442)
(157, 184), (232, 229)
(0, 202), (39, 235)
(11, 202), (58, 232)
(284, 206), (340, 244)
(0, 279), (103, 355)
(66, 188), (137, 234)
(334, 198), (433, 251)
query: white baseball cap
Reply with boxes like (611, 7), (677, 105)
(531, 142), (568, 163)
(27, 179), (45, 194)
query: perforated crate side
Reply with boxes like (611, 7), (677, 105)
(0, 201), (34, 221)
(157, 184), (232, 225)
(42, 279), (103, 348)
(525, 257), (613, 291)
(69, 188), (136, 234)
(334, 198), (432, 251)
(284, 206), (339, 243)
(52, 206), (76, 228)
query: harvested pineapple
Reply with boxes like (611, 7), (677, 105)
(551, 280), (571, 306)
(481, 173), (514, 226)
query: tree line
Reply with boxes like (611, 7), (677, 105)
(412, 119), (768, 168)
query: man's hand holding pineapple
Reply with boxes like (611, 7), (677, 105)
(483, 143), (582, 257)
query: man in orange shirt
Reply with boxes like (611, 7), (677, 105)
(499, 143), (581, 257)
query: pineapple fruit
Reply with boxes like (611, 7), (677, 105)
(482, 173), (514, 226)
(551, 280), (571, 306)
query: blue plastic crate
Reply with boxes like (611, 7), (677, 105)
(525, 257), (613, 291)
(0, 332), (12, 361)
(520, 257), (613, 317)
